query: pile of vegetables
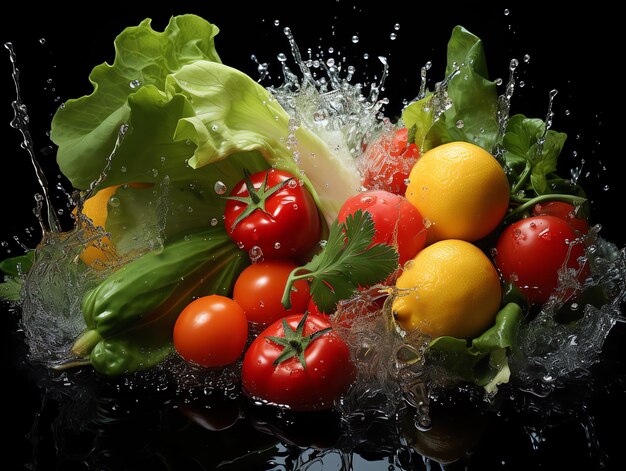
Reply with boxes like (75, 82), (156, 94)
(1, 14), (610, 412)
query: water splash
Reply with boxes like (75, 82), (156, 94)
(4, 42), (60, 234)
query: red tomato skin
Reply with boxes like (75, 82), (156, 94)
(241, 314), (355, 411)
(360, 127), (420, 195)
(234, 260), (311, 325)
(532, 201), (589, 235)
(337, 190), (427, 266)
(173, 295), (248, 368)
(495, 216), (587, 304)
(224, 169), (321, 259)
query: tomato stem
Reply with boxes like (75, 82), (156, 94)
(281, 267), (312, 309)
(223, 170), (295, 231)
(266, 312), (332, 369)
(504, 193), (587, 224)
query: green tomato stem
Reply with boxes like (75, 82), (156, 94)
(504, 193), (587, 224)
(281, 268), (311, 310)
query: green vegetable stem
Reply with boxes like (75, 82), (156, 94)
(71, 227), (248, 375)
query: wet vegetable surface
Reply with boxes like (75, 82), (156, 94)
(2, 3), (623, 470)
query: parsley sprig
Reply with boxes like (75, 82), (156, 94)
(281, 209), (399, 313)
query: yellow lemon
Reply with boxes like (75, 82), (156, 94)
(392, 239), (501, 339)
(405, 141), (509, 243)
(75, 185), (121, 269)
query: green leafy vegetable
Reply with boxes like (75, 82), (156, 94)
(166, 59), (361, 224)
(51, 14), (361, 230)
(402, 26), (498, 152)
(0, 251), (34, 301)
(426, 303), (522, 392)
(281, 210), (399, 313)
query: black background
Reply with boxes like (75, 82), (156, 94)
(1, 2), (624, 470)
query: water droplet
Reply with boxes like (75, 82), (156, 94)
(277, 53), (287, 63)
(120, 166), (127, 173)
(237, 241), (245, 249)
(292, 203), (299, 210)
(565, 109), (571, 116)
(210, 218), (218, 227)
(39, 38), (46, 44)
(214, 181), (228, 195)
(510, 272), (519, 282)
(523, 54), (531, 63)
(319, 240), (328, 249)
(249, 246), (263, 262)
(351, 35), (359, 44)
(274, 242), (281, 250)
(151, 168), (158, 177)
(456, 119), (464, 129)
(108, 196), (120, 208)
(504, 8), (510, 15)
(495, 78), (503, 86)
(519, 80), (526, 88)
(390, 32), (397, 40)
(490, 247), (498, 257)
(326, 58), (335, 67)
(287, 179), (298, 189)
(211, 124), (219, 132)
(363, 53), (369, 60)
(603, 184), (610, 191)
(394, 23), (401, 31)
(129, 79), (141, 89)
(423, 218), (432, 228)
(274, 19), (280, 26)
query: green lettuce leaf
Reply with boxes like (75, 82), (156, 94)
(426, 303), (522, 391)
(503, 114), (569, 196)
(51, 15), (221, 190)
(166, 60), (361, 224)
(0, 251), (34, 301)
(403, 26), (498, 153)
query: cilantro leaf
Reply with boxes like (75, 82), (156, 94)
(281, 210), (399, 313)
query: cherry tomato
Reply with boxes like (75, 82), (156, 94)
(242, 313), (355, 411)
(494, 216), (587, 304)
(173, 295), (248, 368)
(338, 190), (427, 266)
(224, 169), (321, 259)
(359, 127), (420, 195)
(233, 260), (311, 325)
(532, 201), (589, 234)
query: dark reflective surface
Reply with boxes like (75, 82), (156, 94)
(2, 3), (623, 470)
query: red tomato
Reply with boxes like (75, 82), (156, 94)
(359, 127), (420, 195)
(173, 295), (248, 368)
(224, 169), (321, 260)
(532, 201), (589, 235)
(241, 313), (355, 411)
(494, 216), (587, 304)
(337, 190), (427, 266)
(234, 260), (311, 325)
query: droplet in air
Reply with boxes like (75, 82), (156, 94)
(249, 246), (263, 262)
(394, 23), (401, 30)
(456, 120), (464, 129)
(504, 8), (510, 15)
(214, 181), (228, 195)
(129, 79), (141, 89)
(523, 54), (531, 63)
(363, 53), (369, 59)
(274, 242), (281, 250)
(39, 38), (46, 44)
(210, 218), (218, 227)
(352, 35), (359, 44)
(274, 19), (280, 26)
(390, 33), (397, 40)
